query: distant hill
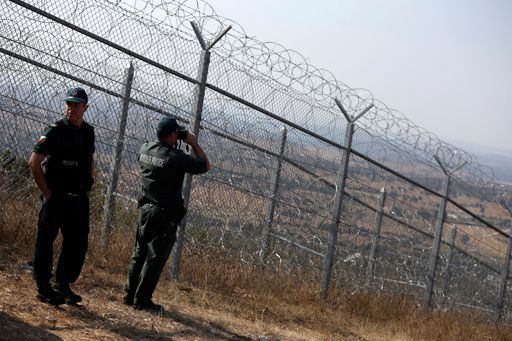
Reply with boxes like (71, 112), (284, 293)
(449, 140), (512, 184)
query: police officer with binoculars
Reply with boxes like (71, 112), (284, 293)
(124, 116), (211, 311)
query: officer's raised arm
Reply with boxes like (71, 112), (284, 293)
(184, 131), (211, 171)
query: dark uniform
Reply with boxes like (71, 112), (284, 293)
(124, 140), (208, 308)
(32, 117), (95, 291)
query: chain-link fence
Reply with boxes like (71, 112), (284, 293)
(1, 0), (511, 322)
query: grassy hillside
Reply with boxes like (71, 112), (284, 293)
(0, 196), (511, 340)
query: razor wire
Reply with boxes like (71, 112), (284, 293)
(0, 0), (511, 322)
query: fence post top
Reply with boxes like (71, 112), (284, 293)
(190, 21), (232, 51)
(334, 98), (373, 124)
(190, 21), (207, 51)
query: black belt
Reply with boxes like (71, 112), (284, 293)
(138, 196), (174, 209)
(139, 196), (187, 220)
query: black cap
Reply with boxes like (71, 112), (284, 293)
(64, 87), (88, 104)
(157, 117), (184, 135)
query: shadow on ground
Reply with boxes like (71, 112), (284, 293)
(50, 303), (253, 340)
(0, 311), (63, 341)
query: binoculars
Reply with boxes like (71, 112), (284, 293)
(177, 129), (188, 140)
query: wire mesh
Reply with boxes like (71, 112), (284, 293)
(0, 0), (511, 322)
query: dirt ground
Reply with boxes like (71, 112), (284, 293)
(0, 261), (369, 341)
(1, 243), (511, 341)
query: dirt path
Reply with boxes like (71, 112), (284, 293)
(0, 262), (366, 340)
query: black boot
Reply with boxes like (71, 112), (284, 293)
(54, 282), (82, 304)
(133, 299), (163, 312)
(37, 282), (65, 305)
(123, 296), (134, 306)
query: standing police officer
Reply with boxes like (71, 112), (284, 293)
(124, 116), (210, 311)
(29, 87), (95, 305)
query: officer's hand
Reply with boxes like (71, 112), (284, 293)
(184, 131), (198, 146)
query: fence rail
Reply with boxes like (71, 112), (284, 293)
(0, 0), (511, 322)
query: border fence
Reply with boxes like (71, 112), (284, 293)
(1, 0), (511, 322)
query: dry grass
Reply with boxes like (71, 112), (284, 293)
(0, 197), (511, 340)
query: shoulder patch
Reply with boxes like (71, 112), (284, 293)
(37, 135), (47, 143)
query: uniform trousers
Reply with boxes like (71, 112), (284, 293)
(124, 203), (178, 305)
(33, 193), (90, 287)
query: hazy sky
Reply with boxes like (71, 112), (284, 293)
(205, 0), (512, 153)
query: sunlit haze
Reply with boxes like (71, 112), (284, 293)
(206, 0), (512, 154)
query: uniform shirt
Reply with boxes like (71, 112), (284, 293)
(139, 140), (208, 208)
(33, 117), (95, 194)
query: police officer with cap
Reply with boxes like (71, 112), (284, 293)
(124, 116), (210, 311)
(29, 87), (95, 305)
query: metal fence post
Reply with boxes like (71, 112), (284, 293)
(260, 127), (287, 265)
(321, 99), (373, 301)
(424, 155), (466, 308)
(100, 61), (134, 246)
(170, 22), (231, 280)
(364, 187), (386, 291)
(441, 224), (457, 305)
(424, 172), (450, 307)
(495, 221), (512, 322)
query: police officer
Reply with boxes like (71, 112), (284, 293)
(28, 87), (95, 305)
(124, 116), (211, 311)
